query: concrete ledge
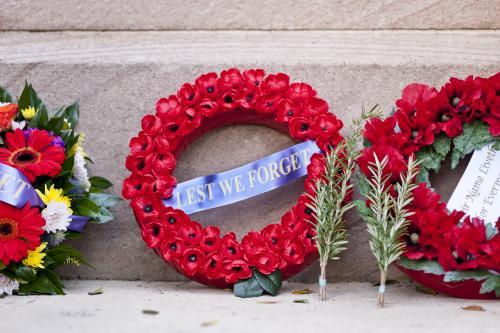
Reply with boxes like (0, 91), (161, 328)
(0, 31), (499, 282)
(0, 281), (498, 333)
(0, 0), (498, 30)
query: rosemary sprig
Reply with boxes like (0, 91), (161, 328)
(309, 105), (382, 301)
(362, 154), (420, 307)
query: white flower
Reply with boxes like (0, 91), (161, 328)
(41, 201), (72, 233)
(72, 149), (91, 192)
(0, 274), (19, 295)
(10, 119), (26, 131)
(0, 102), (9, 107)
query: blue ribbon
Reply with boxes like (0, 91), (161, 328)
(163, 140), (321, 214)
(0, 162), (89, 232)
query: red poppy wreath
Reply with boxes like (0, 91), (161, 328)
(357, 73), (500, 299)
(123, 68), (345, 294)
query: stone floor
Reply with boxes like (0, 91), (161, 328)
(1, 280), (498, 333)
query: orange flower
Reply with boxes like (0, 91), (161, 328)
(0, 103), (18, 130)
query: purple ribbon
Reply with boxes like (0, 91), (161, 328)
(0, 162), (89, 232)
(163, 140), (321, 214)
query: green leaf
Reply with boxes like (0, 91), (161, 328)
(398, 258), (445, 275)
(89, 176), (113, 190)
(493, 140), (500, 151)
(91, 207), (114, 224)
(253, 269), (282, 296)
(88, 287), (104, 295)
(480, 275), (500, 297)
(443, 269), (490, 283)
(53, 102), (79, 129)
(415, 167), (430, 186)
(17, 269), (65, 295)
(234, 275), (264, 298)
(357, 173), (371, 197)
(433, 135), (452, 157)
(11, 265), (37, 282)
(0, 86), (13, 103)
(451, 120), (495, 169)
(73, 197), (100, 217)
(88, 193), (121, 208)
(354, 199), (372, 221)
(416, 146), (443, 172)
(45, 244), (88, 269)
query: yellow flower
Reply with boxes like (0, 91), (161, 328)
(36, 185), (72, 211)
(22, 243), (47, 269)
(69, 133), (87, 157)
(21, 106), (37, 120)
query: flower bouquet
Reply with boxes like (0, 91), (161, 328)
(0, 83), (119, 296)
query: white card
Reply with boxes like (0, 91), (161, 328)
(447, 143), (500, 226)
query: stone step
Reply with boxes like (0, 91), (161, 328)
(2, 280), (498, 333)
(0, 0), (498, 30)
(0, 30), (499, 283)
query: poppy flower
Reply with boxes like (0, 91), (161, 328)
(281, 238), (305, 265)
(122, 174), (152, 199)
(162, 207), (189, 230)
(129, 132), (154, 156)
(223, 259), (252, 283)
(250, 252), (280, 275)
(204, 251), (224, 280)
(255, 93), (281, 114)
(141, 221), (169, 248)
(0, 103), (18, 130)
(141, 114), (162, 136)
(156, 95), (183, 120)
(196, 98), (219, 117)
(149, 174), (176, 198)
(152, 152), (176, 173)
(0, 129), (65, 183)
(243, 69), (266, 89)
(160, 235), (185, 261)
(241, 231), (267, 259)
(261, 224), (285, 252)
(299, 226), (317, 253)
(217, 89), (240, 112)
(238, 88), (261, 110)
(221, 232), (243, 260)
(0, 203), (45, 265)
(309, 113), (342, 139)
(177, 83), (200, 106)
(178, 221), (203, 245)
(276, 99), (301, 123)
(217, 68), (243, 91)
(180, 247), (205, 277)
(130, 195), (165, 224)
(195, 72), (219, 98)
(289, 117), (311, 140)
(281, 211), (304, 236)
(125, 154), (153, 175)
(261, 73), (289, 94)
(292, 195), (314, 221)
(357, 144), (407, 181)
(200, 226), (221, 252)
(287, 83), (316, 103)
(301, 98), (329, 118)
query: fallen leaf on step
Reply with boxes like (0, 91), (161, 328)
(142, 309), (159, 315)
(200, 320), (219, 327)
(292, 288), (313, 295)
(293, 299), (309, 303)
(256, 300), (278, 304)
(461, 305), (485, 312)
(88, 287), (104, 296)
(415, 285), (438, 295)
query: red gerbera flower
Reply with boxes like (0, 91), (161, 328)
(0, 129), (65, 182)
(0, 203), (45, 265)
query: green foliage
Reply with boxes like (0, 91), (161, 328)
(17, 269), (65, 295)
(0, 86), (13, 103)
(234, 269), (282, 298)
(398, 258), (445, 275)
(451, 120), (495, 169)
(415, 146), (444, 186)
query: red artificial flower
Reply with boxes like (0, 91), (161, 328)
(315, 132), (343, 152)
(241, 231), (267, 259)
(281, 211), (305, 236)
(141, 220), (169, 248)
(301, 97), (329, 118)
(178, 221), (203, 245)
(250, 252), (280, 275)
(363, 117), (409, 149)
(292, 194), (314, 221)
(289, 116), (311, 140)
(129, 132), (154, 156)
(125, 154), (153, 176)
(357, 144), (407, 181)
(242, 69), (266, 89)
(238, 88), (261, 110)
(181, 247), (205, 277)
(156, 95), (183, 120)
(177, 83), (200, 106)
(287, 83), (316, 103)
(223, 259), (252, 283)
(0, 103), (18, 130)
(162, 207), (189, 230)
(0, 129), (65, 182)
(152, 152), (176, 174)
(281, 238), (305, 265)
(195, 72), (219, 98)
(276, 99), (301, 123)
(0, 203), (45, 265)
(122, 174), (153, 199)
(396, 83), (440, 128)
(306, 153), (326, 182)
(221, 232), (243, 260)
(255, 93), (281, 114)
(298, 226), (317, 253)
(261, 73), (289, 94)
(148, 174), (176, 198)
(217, 89), (240, 112)
(200, 226), (221, 252)
(217, 68), (243, 91)
(141, 114), (163, 136)
(204, 251), (224, 280)
(309, 113), (342, 139)
(196, 98), (219, 117)
(130, 195), (165, 224)
(261, 224), (285, 252)
(160, 235), (185, 261)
